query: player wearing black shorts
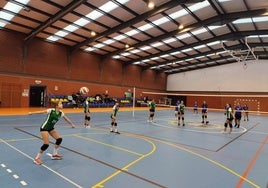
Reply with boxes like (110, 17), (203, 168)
(148, 99), (156, 123)
(29, 101), (75, 165)
(178, 100), (185, 126)
(234, 102), (242, 128)
(223, 103), (234, 134)
(83, 97), (91, 127)
(201, 101), (209, 125)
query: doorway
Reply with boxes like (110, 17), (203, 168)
(29, 85), (46, 107)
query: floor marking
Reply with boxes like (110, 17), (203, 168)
(91, 135), (162, 188)
(15, 127), (167, 188)
(152, 120), (247, 134)
(235, 135), (268, 188)
(123, 131), (261, 188)
(0, 138), (82, 188)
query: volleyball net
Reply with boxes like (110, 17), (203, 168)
(141, 91), (268, 115)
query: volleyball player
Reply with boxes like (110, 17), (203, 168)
(201, 101), (209, 125)
(83, 97), (91, 127)
(243, 104), (249, 121)
(110, 102), (120, 134)
(178, 100), (185, 126)
(234, 102), (242, 128)
(223, 103), (234, 134)
(29, 101), (75, 165)
(148, 99), (156, 123)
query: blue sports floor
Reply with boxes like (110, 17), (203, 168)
(0, 107), (268, 188)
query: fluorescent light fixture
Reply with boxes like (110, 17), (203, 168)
(140, 46), (151, 51)
(129, 49), (141, 54)
(194, 44), (206, 50)
(151, 42), (164, 48)
(233, 16), (268, 24)
(176, 33), (191, 40)
(112, 55), (121, 59)
(160, 54), (169, 58)
(207, 41), (221, 46)
(170, 51), (181, 55)
(133, 61), (141, 65)
(188, 0), (210, 12)
(142, 59), (150, 63)
(114, 34), (126, 41)
(247, 35), (268, 38)
(138, 23), (153, 32)
(152, 17), (170, 26)
(0, 0), (30, 27)
(163, 38), (177, 44)
(47, 0), (129, 42)
(125, 30), (139, 36)
(121, 52), (131, 56)
(84, 47), (95, 52)
(150, 57), (160, 60)
(181, 48), (192, 53)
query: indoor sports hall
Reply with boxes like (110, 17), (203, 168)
(1, 0), (268, 188)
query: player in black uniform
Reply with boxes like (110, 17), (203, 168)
(201, 101), (209, 125)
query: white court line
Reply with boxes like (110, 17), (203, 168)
(0, 138), (82, 188)
(151, 119), (247, 134)
(249, 130), (268, 135)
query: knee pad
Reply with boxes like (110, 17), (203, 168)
(41, 144), (49, 151)
(202, 115), (204, 119)
(178, 117), (180, 120)
(114, 123), (117, 127)
(55, 138), (62, 145)
(224, 123), (227, 127)
(150, 114), (154, 117)
(229, 123), (233, 128)
(85, 116), (90, 121)
(182, 117), (184, 121)
(204, 115), (207, 118)
(111, 122), (114, 126)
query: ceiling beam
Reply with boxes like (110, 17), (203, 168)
(123, 29), (268, 66)
(105, 8), (266, 58)
(70, 0), (205, 53)
(24, 0), (87, 45)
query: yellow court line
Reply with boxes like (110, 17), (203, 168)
(138, 134), (261, 188)
(74, 134), (144, 156)
(1, 137), (38, 142)
(91, 135), (157, 188)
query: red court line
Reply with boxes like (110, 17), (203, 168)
(235, 135), (268, 188)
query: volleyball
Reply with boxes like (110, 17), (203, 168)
(79, 87), (89, 95)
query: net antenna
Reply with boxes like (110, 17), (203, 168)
(221, 37), (258, 62)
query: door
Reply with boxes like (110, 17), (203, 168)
(29, 85), (46, 107)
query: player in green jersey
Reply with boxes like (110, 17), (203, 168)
(178, 100), (185, 126)
(223, 103), (234, 134)
(110, 102), (120, 134)
(83, 97), (91, 127)
(29, 101), (75, 165)
(148, 99), (156, 123)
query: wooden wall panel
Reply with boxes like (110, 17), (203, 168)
(0, 30), (167, 107)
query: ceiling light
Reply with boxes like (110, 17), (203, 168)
(147, 1), (155, 9)
(178, 24), (184, 30)
(125, 44), (130, 48)
(90, 31), (96, 36)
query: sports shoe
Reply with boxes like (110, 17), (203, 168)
(33, 158), (43, 165)
(51, 154), (63, 160)
(115, 131), (120, 134)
